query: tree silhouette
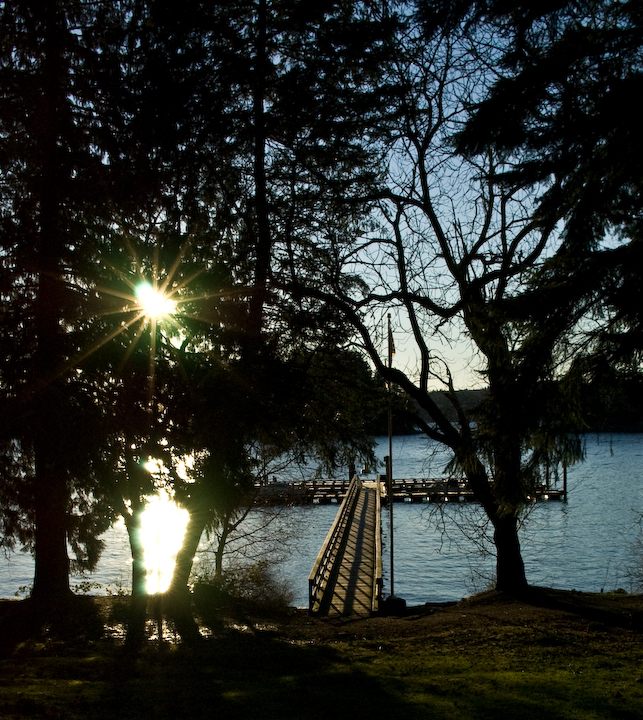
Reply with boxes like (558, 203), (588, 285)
(276, 15), (592, 593)
(446, 0), (643, 373)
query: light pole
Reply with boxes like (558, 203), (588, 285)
(387, 313), (395, 600)
(384, 314), (406, 615)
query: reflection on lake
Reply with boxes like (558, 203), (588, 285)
(1, 433), (642, 606)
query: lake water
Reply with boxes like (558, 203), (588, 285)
(2, 433), (642, 606)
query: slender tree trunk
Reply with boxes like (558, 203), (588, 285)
(164, 506), (211, 644)
(214, 520), (231, 579)
(168, 507), (211, 592)
(125, 511), (148, 649)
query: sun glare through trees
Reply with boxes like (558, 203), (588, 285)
(139, 490), (190, 594)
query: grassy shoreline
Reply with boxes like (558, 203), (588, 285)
(1, 588), (643, 719)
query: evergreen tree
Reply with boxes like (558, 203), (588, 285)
(0, 0), (129, 599)
(88, 0), (398, 640)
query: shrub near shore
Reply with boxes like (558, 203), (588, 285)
(0, 588), (642, 719)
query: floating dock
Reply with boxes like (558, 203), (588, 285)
(254, 478), (566, 506)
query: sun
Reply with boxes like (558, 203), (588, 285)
(135, 282), (176, 320)
(140, 490), (189, 594)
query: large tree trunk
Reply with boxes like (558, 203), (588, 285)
(30, 258), (71, 602)
(29, 0), (72, 603)
(463, 450), (529, 595)
(31, 447), (71, 601)
(30, 195), (71, 603)
(489, 419), (529, 594)
(492, 513), (527, 594)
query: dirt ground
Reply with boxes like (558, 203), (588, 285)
(265, 587), (643, 645)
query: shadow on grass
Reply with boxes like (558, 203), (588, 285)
(0, 597), (420, 720)
(3, 617), (642, 720)
(0, 615), (424, 720)
(2, 591), (643, 720)
(100, 632), (423, 720)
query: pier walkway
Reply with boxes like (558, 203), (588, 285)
(308, 476), (383, 616)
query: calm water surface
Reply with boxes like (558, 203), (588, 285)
(1, 433), (642, 606)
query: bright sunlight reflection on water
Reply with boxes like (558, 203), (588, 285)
(140, 490), (189, 594)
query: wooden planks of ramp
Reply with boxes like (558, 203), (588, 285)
(309, 478), (382, 616)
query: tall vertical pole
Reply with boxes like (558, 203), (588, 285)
(387, 313), (395, 599)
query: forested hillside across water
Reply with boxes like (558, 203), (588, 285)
(400, 380), (643, 435)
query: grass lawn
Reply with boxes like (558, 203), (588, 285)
(1, 589), (642, 719)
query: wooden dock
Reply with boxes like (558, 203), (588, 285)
(306, 474), (565, 617)
(308, 477), (382, 616)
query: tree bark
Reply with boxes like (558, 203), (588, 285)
(31, 219), (70, 602)
(31, 450), (71, 601)
(492, 513), (528, 594)
(214, 519), (231, 579)
(168, 506), (211, 593)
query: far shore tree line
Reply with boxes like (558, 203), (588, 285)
(397, 378), (643, 436)
(1, 0), (641, 644)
